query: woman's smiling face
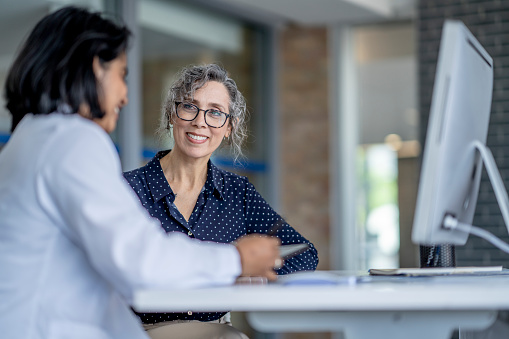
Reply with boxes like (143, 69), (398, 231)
(172, 81), (231, 161)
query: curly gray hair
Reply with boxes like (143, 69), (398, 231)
(158, 64), (248, 161)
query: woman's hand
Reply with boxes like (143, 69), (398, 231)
(234, 234), (281, 281)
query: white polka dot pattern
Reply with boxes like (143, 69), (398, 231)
(123, 150), (319, 324)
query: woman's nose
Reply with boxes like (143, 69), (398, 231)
(192, 110), (207, 127)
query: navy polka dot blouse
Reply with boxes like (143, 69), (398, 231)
(123, 150), (319, 324)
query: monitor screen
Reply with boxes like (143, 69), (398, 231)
(411, 20), (494, 246)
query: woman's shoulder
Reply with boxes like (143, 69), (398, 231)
(122, 165), (147, 189)
(123, 151), (165, 184)
(123, 166), (144, 179)
(35, 114), (115, 155)
(210, 161), (250, 187)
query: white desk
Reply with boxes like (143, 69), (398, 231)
(133, 272), (509, 339)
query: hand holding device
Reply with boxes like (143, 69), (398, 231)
(234, 234), (280, 281)
(267, 219), (311, 266)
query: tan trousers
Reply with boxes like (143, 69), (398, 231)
(144, 317), (249, 339)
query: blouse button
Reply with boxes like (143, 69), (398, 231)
(188, 231), (193, 236)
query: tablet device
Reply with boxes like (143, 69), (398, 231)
(279, 243), (310, 260)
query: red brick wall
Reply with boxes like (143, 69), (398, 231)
(279, 25), (331, 270)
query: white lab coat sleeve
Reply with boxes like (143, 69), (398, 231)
(36, 122), (241, 301)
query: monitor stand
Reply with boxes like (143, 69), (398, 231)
(442, 141), (509, 254)
(473, 141), (509, 228)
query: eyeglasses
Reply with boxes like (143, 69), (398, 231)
(175, 102), (230, 128)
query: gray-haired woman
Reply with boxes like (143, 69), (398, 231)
(124, 64), (319, 339)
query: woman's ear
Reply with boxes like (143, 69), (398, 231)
(225, 120), (233, 138)
(92, 56), (104, 80)
(169, 113), (176, 126)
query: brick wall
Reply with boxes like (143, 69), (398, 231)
(279, 25), (331, 270)
(418, 0), (509, 266)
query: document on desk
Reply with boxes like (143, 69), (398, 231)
(276, 271), (358, 286)
(368, 266), (503, 276)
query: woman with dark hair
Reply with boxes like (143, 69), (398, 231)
(124, 64), (319, 338)
(0, 7), (280, 339)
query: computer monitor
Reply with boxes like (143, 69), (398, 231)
(411, 20), (498, 246)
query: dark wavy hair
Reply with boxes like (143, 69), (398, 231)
(4, 6), (131, 132)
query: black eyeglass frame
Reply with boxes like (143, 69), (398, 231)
(175, 102), (231, 128)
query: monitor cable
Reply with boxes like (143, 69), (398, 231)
(443, 215), (509, 254)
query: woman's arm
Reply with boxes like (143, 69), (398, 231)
(243, 180), (319, 274)
(39, 122), (242, 300)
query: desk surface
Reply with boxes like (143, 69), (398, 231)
(133, 271), (509, 313)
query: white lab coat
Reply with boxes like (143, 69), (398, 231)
(0, 113), (241, 339)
